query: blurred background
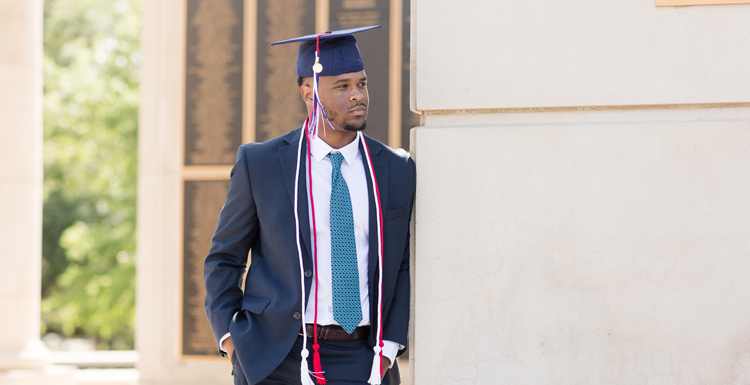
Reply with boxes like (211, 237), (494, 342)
(29, 1), (413, 383)
(41, 0), (141, 352)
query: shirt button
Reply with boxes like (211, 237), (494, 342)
(327, 306), (333, 312)
(304, 269), (313, 278)
(293, 312), (301, 320)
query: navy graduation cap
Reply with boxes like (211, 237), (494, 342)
(271, 25), (380, 77)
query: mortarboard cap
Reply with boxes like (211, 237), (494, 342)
(271, 25), (381, 77)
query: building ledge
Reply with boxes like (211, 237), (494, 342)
(49, 351), (139, 369)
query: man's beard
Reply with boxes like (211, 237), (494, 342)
(342, 120), (366, 132)
(324, 107), (367, 132)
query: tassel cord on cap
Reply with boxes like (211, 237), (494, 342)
(308, 32), (335, 140)
(310, 74), (335, 139)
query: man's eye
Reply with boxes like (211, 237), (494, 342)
(358, 83), (366, 87)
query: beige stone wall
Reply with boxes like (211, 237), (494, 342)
(410, 0), (750, 384)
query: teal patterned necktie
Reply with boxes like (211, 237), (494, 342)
(327, 152), (362, 334)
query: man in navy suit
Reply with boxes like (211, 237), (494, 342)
(204, 26), (415, 385)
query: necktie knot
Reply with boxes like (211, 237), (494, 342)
(327, 152), (344, 171)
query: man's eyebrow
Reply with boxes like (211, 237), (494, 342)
(331, 78), (351, 85)
(331, 76), (367, 85)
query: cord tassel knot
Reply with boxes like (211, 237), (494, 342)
(312, 343), (326, 384)
(367, 345), (382, 385)
(300, 349), (315, 385)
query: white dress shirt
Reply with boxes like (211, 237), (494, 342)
(304, 133), (370, 327)
(222, 133), (398, 367)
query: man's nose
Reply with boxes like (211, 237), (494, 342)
(350, 88), (363, 102)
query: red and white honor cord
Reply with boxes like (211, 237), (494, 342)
(293, 31), (385, 385)
(305, 119), (325, 383)
(293, 120), (316, 385)
(361, 133), (385, 385)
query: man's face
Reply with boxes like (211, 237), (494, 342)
(316, 70), (369, 132)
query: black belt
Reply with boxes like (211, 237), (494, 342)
(300, 324), (370, 341)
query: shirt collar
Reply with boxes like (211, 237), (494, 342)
(310, 132), (361, 166)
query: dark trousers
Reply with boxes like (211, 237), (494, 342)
(232, 336), (401, 385)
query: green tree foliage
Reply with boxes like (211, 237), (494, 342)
(42, 0), (141, 350)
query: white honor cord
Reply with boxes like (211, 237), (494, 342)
(294, 128), (384, 385)
(293, 125), (316, 385)
(360, 131), (384, 385)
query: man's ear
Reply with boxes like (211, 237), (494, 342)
(300, 83), (313, 104)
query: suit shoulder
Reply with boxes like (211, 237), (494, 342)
(363, 136), (415, 191)
(237, 127), (302, 160)
(364, 135), (413, 164)
(387, 147), (414, 173)
(385, 146), (410, 160)
(383, 143), (415, 174)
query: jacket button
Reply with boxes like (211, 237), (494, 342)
(304, 269), (313, 278)
(293, 312), (301, 320)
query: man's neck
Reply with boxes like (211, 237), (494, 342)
(317, 123), (357, 149)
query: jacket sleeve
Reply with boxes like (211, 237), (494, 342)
(204, 145), (258, 354)
(382, 157), (416, 355)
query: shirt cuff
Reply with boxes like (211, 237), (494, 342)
(381, 340), (401, 368)
(219, 332), (231, 353)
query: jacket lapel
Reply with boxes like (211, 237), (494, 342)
(279, 128), (313, 265)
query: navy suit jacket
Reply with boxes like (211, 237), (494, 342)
(204, 127), (415, 384)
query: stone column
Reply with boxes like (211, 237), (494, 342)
(410, 1), (750, 384)
(0, 0), (73, 383)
